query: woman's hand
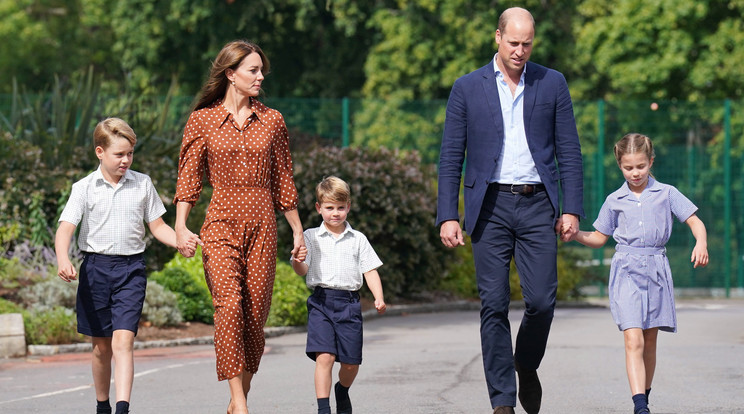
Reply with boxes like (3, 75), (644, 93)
(291, 232), (306, 259)
(177, 227), (200, 258)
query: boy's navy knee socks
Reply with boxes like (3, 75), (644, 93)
(96, 399), (111, 414)
(632, 393), (648, 413)
(114, 401), (129, 414)
(317, 397), (331, 414)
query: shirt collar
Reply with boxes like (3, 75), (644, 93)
(93, 165), (133, 187)
(215, 97), (268, 129)
(493, 53), (527, 83)
(618, 177), (659, 199)
(318, 221), (353, 238)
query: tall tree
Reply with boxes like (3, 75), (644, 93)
(571, 0), (744, 100)
(0, 0), (113, 92)
(360, 0), (580, 100)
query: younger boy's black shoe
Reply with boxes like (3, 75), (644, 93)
(335, 382), (352, 414)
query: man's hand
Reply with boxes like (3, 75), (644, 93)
(558, 214), (579, 242)
(440, 220), (465, 248)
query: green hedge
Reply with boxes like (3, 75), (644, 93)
(266, 261), (311, 327)
(149, 248), (213, 324)
(277, 145), (453, 299)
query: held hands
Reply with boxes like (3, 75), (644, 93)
(691, 242), (709, 268)
(293, 245), (307, 262)
(176, 228), (203, 258)
(290, 232), (306, 260)
(556, 214), (579, 242)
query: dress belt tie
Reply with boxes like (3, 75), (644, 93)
(615, 245), (666, 255)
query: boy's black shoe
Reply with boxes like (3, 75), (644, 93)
(515, 361), (542, 414)
(335, 382), (352, 414)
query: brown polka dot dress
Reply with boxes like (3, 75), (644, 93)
(174, 99), (299, 381)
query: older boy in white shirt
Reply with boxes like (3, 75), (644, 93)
(55, 118), (200, 414)
(292, 176), (386, 414)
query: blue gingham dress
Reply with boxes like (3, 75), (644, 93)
(594, 178), (697, 332)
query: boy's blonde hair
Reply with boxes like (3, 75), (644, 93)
(613, 132), (655, 164)
(316, 176), (350, 204)
(94, 118), (137, 149)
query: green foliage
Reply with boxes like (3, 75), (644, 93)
(0, 257), (33, 291)
(23, 306), (85, 345)
(0, 0), (107, 94)
(18, 278), (77, 312)
(149, 248), (213, 324)
(350, 99), (446, 164)
(277, 145), (453, 299)
(0, 297), (23, 313)
(266, 261), (311, 327)
(0, 70), (189, 271)
(573, 0), (744, 100)
(441, 238), (592, 301)
(437, 236), (479, 299)
(1, 242), (63, 295)
(0, 73), (99, 249)
(141, 281), (184, 327)
(360, 0), (579, 101)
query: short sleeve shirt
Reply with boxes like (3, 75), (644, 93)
(302, 222), (383, 291)
(593, 178), (697, 247)
(58, 167), (167, 255)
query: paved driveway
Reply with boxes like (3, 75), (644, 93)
(1, 299), (742, 413)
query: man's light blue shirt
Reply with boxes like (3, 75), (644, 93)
(490, 54), (541, 184)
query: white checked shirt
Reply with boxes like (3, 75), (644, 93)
(301, 222), (383, 291)
(58, 166), (167, 255)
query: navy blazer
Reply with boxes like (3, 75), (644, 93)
(437, 61), (584, 235)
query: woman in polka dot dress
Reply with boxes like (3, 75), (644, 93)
(173, 40), (306, 414)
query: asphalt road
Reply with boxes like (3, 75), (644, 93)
(1, 299), (743, 413)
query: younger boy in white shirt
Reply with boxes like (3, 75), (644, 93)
(292, 176), (386, 414)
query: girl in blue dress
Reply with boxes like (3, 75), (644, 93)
(567, 133), (708, 414)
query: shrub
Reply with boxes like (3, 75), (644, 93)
(18, 278), (78, 312)
(441, 239), (592, 301)
(437, 236), (479, 299)
(141, 281), (183, 327)
(277, 145), (454, 299)
(266, 260), (311, 327)
(1, 241), (68, 295)
(149, 248), (213, 324)
(23, 306), (86, 345)
(0, 297), (22, 313)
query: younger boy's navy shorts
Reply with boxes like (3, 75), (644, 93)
(76, 252), (147, 337)
(306, 287), (363, 365)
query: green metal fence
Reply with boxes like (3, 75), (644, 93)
(2, 95), (742, 295)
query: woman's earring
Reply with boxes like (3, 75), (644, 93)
(231, 81), (235, 85)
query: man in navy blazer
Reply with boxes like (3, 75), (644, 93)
(437, 7), (584, 414)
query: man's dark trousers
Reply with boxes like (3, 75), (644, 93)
(470, 184), (558, 408)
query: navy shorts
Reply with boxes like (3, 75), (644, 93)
(306, 287), (363, 365)
(76, 253), (147, 337)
